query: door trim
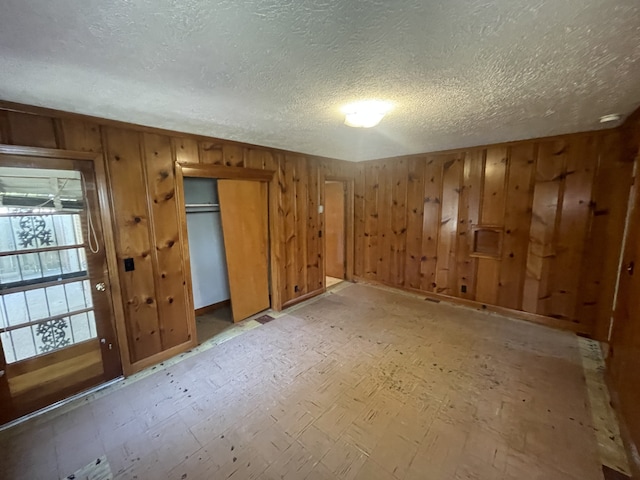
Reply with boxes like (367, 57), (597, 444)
(175, 163), (282, 334)
(0, 144), (127, 377)
(323, 176), (355, 284)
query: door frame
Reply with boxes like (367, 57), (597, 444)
(0, 144), (126, 419)
(174, 163), (278, 335)
(323, 176), (355, 285)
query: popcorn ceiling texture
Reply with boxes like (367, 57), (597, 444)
(0, 0), (639, 161)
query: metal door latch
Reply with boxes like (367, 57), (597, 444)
(95, 282), (106, 292)
(100, 338), (113, 350)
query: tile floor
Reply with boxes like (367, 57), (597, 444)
(0, 283), (629, 480)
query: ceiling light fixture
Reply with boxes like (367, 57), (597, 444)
(599, 113), (621, 123)
(342, 100), (393, 128)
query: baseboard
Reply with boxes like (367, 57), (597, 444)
(195, 299), (231, 316)
(282, 288), (325, 309)
(352, 276), (592, 336)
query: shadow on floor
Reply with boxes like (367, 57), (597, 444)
(195, 306), (234, 344)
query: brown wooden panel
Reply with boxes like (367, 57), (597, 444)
(376, 162), (393, 284)
(475, 147), (508, 304)
(222, 144), (245, 167)
(522, 140), (565, 315)
(546, 136), (598, 321)
(103, 127), (162, 362)
(325, 181), (346, 279)
(390, 159), (408, 286)
(404, 157), (426, 289)
(497, 144), (536, 310)
(7, 340), (102, 397)
(173, 137), (199, 164)
(580, 131), (634, 338)
(218, 180), (270, 322)
(295, 156), (309, 295)
(420, 158), (444, 292)
(0, 110), (10, 144)
(6, 111), (58, 148)
(354, 163), (366, 278)
(456, 151), (484, 299)
(282, 155), (297, 302)
(435, 155), (462, 295)
(199, 141), (224, 164)
(608, 114), (640, 459)
(58, 118), (102, 152)
(306, 160), (322, 290)
(269, 154), (285, 310)
(363, 162), (380, 279)
(142, 133), (191, 349)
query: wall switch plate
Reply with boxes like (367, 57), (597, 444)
(124, 258), (135, 272)
(318, 205), (324, 213)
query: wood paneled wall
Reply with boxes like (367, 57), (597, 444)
(353, 131), (633, 338)
(0, 104), (354, 372)
(609, 110), (640, 467)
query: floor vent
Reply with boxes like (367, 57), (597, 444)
(255, 314), (275, 324)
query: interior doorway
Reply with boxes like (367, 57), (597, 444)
(324, 178), (353, 289)
(182, 177), (233, 343)
(177, 165), (273, 344)
(0, 148), (122, 424)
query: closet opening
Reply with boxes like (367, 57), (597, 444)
(177, 164), (274, 345)
(183, 178), (233, 343)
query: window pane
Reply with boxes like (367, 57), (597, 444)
(2, 292), (28, 326)
(25, 288), (49, 320)
(70, 313), (91, 343)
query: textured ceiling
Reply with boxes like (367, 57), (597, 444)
(1, 1), (639, 161)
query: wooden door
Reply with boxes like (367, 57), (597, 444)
(218, 180), (270, 322)
(325, 181), (346, 279)
(0, 155), (121, 423)
(609, 159), (640, 450)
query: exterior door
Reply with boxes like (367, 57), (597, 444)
(0, 154), (121, 423)
(217, 179), (270, 322)
(325, 181), (346, 279)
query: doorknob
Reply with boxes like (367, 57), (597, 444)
(95, 282), (106, 292)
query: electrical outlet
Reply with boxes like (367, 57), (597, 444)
(294, 285), (299, 293)
(461, 285), (467, 293)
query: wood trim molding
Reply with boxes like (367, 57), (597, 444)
(352, 276), (592, 336)
(179, 163), (275, 181)
(127, 338), (197, 375)
(0, 101), (345, 164)
(282, 287), (325, 309)
(0, 144), (97, 160)
(194, 300), (231, 316)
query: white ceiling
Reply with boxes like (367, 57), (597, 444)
(1, 1), (639, 162)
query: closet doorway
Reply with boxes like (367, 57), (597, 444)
(324, 178), (354, 289)
(177, 165), (273, 344)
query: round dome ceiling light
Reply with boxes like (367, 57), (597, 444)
(342, 100), (393, 128)
(599, 113), (621, 123)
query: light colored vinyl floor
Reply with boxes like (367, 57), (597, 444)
(0, 283), (628, 479)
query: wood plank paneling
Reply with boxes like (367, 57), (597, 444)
(102, 127), (162, 362)
(6, 112), (58, 148)
(142, 133), (191, 349)
(173, 137), (199, 164)
(456, 151), (483, 300)
(363, 162), (380, 279)
(390, 159), (408, 286)
(355, 132), (629, 337)
(420, 159), (443, 292)
(435, 155), (462, 295)
(404, 158), (425, 289)
(497, 144), (536, 310)
(475, 147), (508, 305)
